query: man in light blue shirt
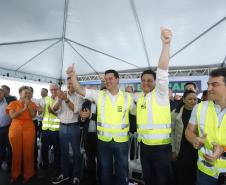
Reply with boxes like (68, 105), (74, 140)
(0, 87), (11, 170)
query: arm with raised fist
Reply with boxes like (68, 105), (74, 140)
(66, 64), (86, 97)
(158, 27), (172, 70)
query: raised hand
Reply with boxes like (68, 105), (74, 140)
(160, 27), (172, 44)
(192, 134), (207, 149)
(23, 98), (30, 109)
(57, 90), (67, 101)
(66, 64), (75, 75)
(37, 104), (43, 115)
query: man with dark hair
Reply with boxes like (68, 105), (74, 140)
(0, 88), (11, 171)
(41, 88), (48, 98)
(185, 67), (226, 185)
(184, 82), (197, 93)
(0, 85), (16, 171)
(1, 85), (17, 104)
(105, 69), (119, 79)
(141, 70), (156, 80)
(135, 28), (173, 185)
(201, 90), (208, 101)
(66, 65), (134, 185)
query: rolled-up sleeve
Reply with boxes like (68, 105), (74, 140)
(189, 105), (198, 125)
(155, 68), (169, 105)
(73, 95), (84, 114)
(85, 89), (100, 105)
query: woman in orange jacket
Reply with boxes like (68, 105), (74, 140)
(6, 86), (37, 183)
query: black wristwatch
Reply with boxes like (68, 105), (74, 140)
(65, 99), (70, 104)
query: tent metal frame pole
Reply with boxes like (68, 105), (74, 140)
(0, 37), (61, 46)
(16, 39), (61, 71)
(65, 38), (139, 68)
(76, 66), (214, 81)
(0, 66), (58, 83)
(59, 0), (69, 83)
(66, 41), (100, 76)
(129, 0), (151, 67)
(170, 16), (226, 59)
(221, 56), (226, 68)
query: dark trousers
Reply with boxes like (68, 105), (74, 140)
(41, 130), (60, 170)
(0, 126), (11, 168)
(196, 170), (218, 185)
(140, 143), (173, 185)
(175, 154), (197, 185)
(59, 124), (81, 178)
(84, 132), (99, 184)
(98, 140), (128, 185)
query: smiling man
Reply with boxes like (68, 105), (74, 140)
(66, 67), (133, 185)
(185, 67), (226, 185)
(135, 28), (173, 185)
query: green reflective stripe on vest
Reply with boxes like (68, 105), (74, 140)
(97, 90), (131, 142)
(197, 101), (226, 177)
(137, 90), (171, 145)
(197, 157), (216, 177)
(42, 96), (60, 131)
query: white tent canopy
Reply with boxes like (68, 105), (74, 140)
(0, 0), (226, 84)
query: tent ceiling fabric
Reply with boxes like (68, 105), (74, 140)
(0, 0), (225, 82)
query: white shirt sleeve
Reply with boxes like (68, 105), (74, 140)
(189, 104), (198, 125)
(130, 93), (138, 115)
(72, 95), (84, 114)
(155, 68), (169, 105)
(85, 89), (100, 105)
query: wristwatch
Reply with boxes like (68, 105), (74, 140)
(65, 99), (70, 104)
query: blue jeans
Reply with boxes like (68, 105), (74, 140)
(98, 140), (128, 185)
(196, 170), (217, 185)
(59, 123), (81, 178)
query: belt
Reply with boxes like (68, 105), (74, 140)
(61, 122), (79, 126)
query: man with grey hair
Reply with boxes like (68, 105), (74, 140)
(38, 83), (61, 179)
(51, 77), (84, 185)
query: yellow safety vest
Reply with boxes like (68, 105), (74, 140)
(42, 96), (60, 131)
(97, 90), (132, 142)
(136, 89), (171, 145)
(197, 101), (226, 177)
